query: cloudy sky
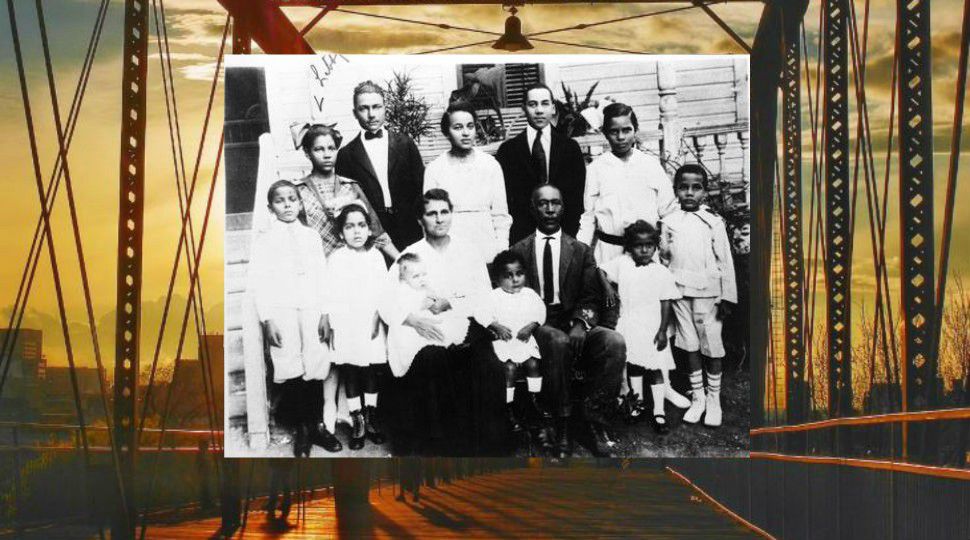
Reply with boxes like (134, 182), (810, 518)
(0, 0), (966, 373)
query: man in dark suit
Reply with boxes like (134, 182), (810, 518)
(510, 185), (625, 458)
(498, 83), (587, 245)
(336, 80), (425, 251)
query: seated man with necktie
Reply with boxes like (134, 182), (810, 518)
(510, 185), (626, 458)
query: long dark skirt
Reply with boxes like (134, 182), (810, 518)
(272, 377), (322, 431)
(382, 322), (508, 456)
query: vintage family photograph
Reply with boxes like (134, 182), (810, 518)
(224, 55), (751, 459)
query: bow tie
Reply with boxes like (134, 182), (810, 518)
(364, 130), (384, 140)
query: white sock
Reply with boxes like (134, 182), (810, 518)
(706, 371), (722, 396)
(527, 377), (542, 393)
(348, 396), (362, 412)
(630, 376), (644, 401)
(689, 370), (704, 397)
(650, 384), (665, 416)
(364, 392), (378, 408)
(323, 407), (337, 433)
(506, 386), (515, 403)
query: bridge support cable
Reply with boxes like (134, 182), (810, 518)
(896, 0), (937, 461)
(4, 1), (107, 538)
(933, 0), (970, 382)
(136, 17), (229, 449)
(0, 0), (110, 400)
(144, 0), (223, 456)
(135, 17), (229, 536)
(33, 0), (134, 527)
(139, 138), (224, 540)
(846, 0), (899, 414)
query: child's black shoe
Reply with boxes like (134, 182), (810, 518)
(311, 423), (343, 453)
(652, 414), (669, 435)
(349, 410), (366, 450)
(364, 406), (386, 444)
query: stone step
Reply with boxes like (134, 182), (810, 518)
(225, 329), (245, 373)
(225, 260), (249, 296)
(225, 228), (253, 265)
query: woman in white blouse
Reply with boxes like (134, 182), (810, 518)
(424, 101), (512, 262)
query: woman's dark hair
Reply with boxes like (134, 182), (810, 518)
(335, 203), (371, 231)
(673, 163), (709, 187)
(490, 250), (527, 281)
(440, 101), (479, 137)
(413, 188), (454, 219)
(300, 124), (343, 152)
(623, 220), (659, 252)
(602, 102), (638, 132)
(266, 179), (298, 204)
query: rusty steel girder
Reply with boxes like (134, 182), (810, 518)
(897, 0), (935, 413)
(781, 31), (805, 424)
(823, 0), (852, 418)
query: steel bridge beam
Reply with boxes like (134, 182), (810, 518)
(219, 0), (313, 54)
(276, 0), (761, 5)
(781, 25), (805, 426)
(113, 0), (149, 537)
(897, 0), (936, 456)
(823, 0), (852, 418)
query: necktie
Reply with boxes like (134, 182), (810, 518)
(532, 129), (548, 184)
(364, 130), (383, 140)
(543, 236), (554, 304)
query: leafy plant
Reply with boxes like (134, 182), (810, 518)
(554, 81), (599, 138)
(382, 71), (433, 141)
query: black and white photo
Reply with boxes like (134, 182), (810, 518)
(224, 55), (751, 458)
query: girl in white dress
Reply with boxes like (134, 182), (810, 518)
(320, 204), (388, 451)
(476, 251), (547, 433)
(424, 101), (512, 262)
(250, 180), (330, 457)
(599, 220), (681, 434)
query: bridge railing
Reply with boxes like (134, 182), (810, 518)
(669, 409), (969, 540)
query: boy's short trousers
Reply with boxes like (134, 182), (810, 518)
(264, 307), (331, 383)
(672, 297), (725, 358)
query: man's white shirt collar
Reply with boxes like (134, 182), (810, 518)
(536, 228), (562, 242)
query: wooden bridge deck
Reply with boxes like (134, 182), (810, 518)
(144, 466), (759, 539)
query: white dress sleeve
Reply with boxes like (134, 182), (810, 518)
(473, 289), (498, 327)
(599, 255), (622, 283)
(650, 157), (678, 220)
(423, 154), (444, 193)
(657, 265), (682, 301)
(485, 154), (512, 253)
(378, 261), (408, 327)
(525, 288), (547, 325)
(577, 159), (600, 246)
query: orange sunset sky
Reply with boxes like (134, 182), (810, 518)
(0, 0), (966, 376)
